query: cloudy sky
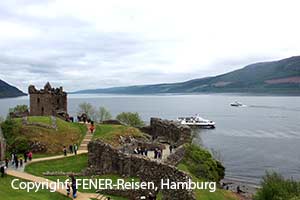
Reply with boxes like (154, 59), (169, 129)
(0, 0), (300, 92)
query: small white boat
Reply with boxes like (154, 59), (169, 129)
(230, 101), (245, 107)
(177, 114), (215, 129)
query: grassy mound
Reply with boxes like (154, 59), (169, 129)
(93, 124), (144, 147)
(176, 144), (238, 200)
(181, 144), (225, 182)
(0, 175), (71, 200)
(1, 116), (87, 154)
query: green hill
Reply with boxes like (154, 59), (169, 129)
(0, 79), (26, 98)
(75, 56), (300, 94)
(1, 116), (87, 155)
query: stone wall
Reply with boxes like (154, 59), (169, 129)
(164, 145), (186, 166)
(86, 140), (195, 200)
(101, 119), (123, 125)
(141, 118), (192, 147)
(0, 126), (6, 161)
(9, 110), (29, 118)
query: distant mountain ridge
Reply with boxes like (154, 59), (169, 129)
(0, 79), (26, 98)
(75, 56), (300, 94)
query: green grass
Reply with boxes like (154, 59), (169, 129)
(177, 163), (238, 200)
(0, 175), (71, 200)
(28, 116), (52, 125)
(93, 124), (144, 146)
(25, 154), (88, 175)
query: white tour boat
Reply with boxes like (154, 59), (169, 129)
(177, 115), (216, 129)
(230, 101), (245, 107)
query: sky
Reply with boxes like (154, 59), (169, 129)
(0, 0), (300, 92)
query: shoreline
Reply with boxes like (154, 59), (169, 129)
(221, 177), (260, 199)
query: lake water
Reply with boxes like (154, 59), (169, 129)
(1, 94), (300, 184)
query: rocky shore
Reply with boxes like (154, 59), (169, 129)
(221, 178), (260, 200)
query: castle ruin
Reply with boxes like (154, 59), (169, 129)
(0, 127), (6, 161)
(28, 82), (68, 117)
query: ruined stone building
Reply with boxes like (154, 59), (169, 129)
(0, 127), (6, 161)
(28, 82), (68, 117)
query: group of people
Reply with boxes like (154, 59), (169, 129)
(133, 144), (176, 160)
(11, 151), (32, 169)
(133, 146), (164, 159)
(134, 146), (148, 156)
(63, 144), (78, 156)
(0, 150), (33, 177)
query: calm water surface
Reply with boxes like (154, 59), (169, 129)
(0, 94), (299, 184)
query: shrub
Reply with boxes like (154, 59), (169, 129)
(254, 172), (300, 200)
(9, 104), (28, 113)
(116, 112), (144, 127)
(12, 136), (30, 153)
(181, 144), (225, 182)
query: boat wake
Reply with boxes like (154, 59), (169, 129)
(248, 105), (300, 112)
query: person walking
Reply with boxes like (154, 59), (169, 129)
(14, 155), (19, 169)
(0, 164), (5, 177)
(63, 146), (67, 156)
(66, 182), (71, 197)
(11, 153), (15, 165)
(154, 148), (158, 159)
(158, 149), (162, 159)
(20, 158), (23, 168)
(169, 145), (173, 153)
(28, 151), (33, 161)
(69, 145), (73, 154)
(5, 158), (9, 168)
(24, 151), (28, 163)
(90, 122), (95, 133)
(73, 144), (78, 155)
(70, 174), (77, 198)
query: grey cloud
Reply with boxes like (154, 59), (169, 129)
(0, 1), (299, 92)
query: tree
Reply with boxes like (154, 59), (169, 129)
(116, 112), (144, 127)
(98, 107), (112, 122)
(77, 102), (97, 120)
(9, 104), (28, 113)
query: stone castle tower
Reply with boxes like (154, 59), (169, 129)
(28, 82), (67, 116)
